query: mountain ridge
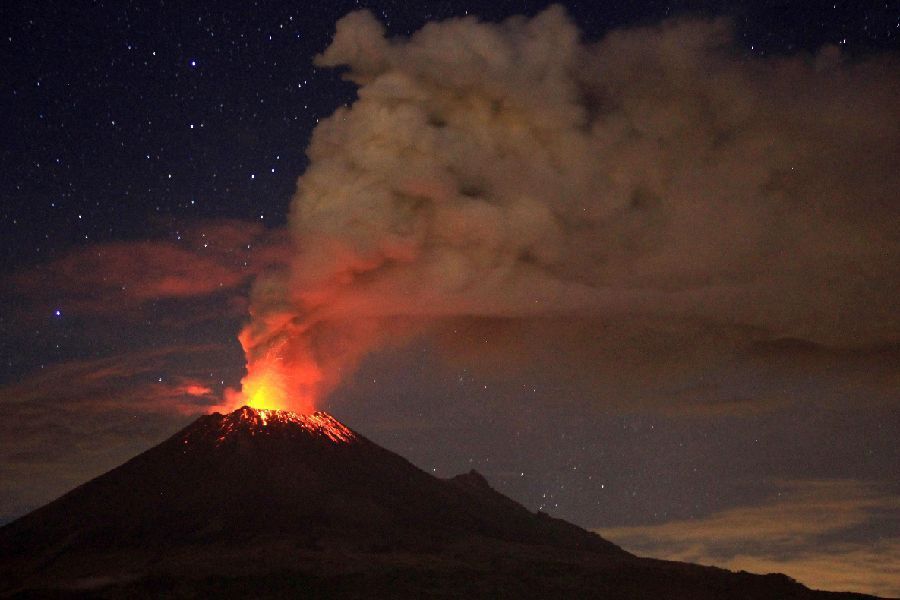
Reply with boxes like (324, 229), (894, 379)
(0, 406), (885, 599)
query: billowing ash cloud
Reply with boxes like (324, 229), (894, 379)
(238, 6), (899, 410)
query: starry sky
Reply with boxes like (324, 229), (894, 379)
(2, 1), (899, 596)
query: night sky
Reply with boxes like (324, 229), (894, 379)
(2, 1), (899, 596)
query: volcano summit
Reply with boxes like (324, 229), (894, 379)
(0, 407), (883, 598)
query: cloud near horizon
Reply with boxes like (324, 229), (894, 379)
(601, 479), (900, 598)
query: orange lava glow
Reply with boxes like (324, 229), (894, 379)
(226, 406), (356, 443)
(184, 406), (357, 447)
(242, 364), (289, 411)
(228, 345), (322, 414)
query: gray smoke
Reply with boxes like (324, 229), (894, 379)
(240, 6), (899, 406)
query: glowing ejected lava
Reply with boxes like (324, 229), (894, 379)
(231, 347), (322, 414)
(241, 364), (288, 411)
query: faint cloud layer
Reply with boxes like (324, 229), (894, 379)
(11, 220), (287, 318)
(601, 480), (900, 597)
(0, 218), (285, 522)
(0, 344), (236, 521)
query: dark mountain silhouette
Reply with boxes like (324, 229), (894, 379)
(0, 407), (884, 599)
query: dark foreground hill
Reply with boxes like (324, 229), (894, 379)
(0, 407), (883, 599)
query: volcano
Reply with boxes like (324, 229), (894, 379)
(0, 407), (882, 599)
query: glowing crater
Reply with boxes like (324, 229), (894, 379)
(235, 406), (354, 442)
(183, 406), (357, 447)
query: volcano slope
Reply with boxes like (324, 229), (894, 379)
(0, 407), (883, 599)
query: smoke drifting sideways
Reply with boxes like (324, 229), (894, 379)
(234, 6), (900, 413)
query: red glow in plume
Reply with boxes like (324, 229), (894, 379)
(226, 329), (322, 414)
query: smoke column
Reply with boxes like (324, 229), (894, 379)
(235, 6), (899, 412)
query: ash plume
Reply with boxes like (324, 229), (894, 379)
(238, 6), (900, 410)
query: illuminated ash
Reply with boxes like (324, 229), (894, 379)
(182, 406), (357, 447)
